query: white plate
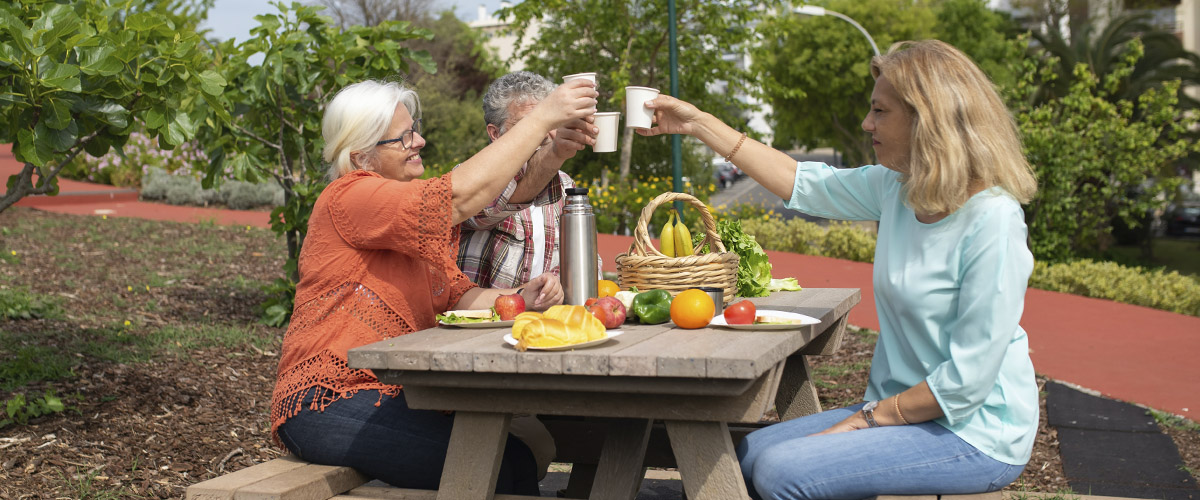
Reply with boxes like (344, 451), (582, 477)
(504, 330), (624, 351)
(439, 319), (515, 328)
(709, 310), (821, 330)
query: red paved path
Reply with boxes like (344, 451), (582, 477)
(5, 144), (1197, 418)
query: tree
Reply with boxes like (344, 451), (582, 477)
(1008, 40), (1200, 262)
(317, 0), (434, 28)
(752, 0), (937, 167)
(0, 0), (227, 213)
(501, 0), (764, 185)
(1029, 12), (1200, 112)
(932, 0), (1024, 90)
(199, 2), (434, 325)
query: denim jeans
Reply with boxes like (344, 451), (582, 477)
(277, 389), (540, 495)
(736, 403), (1025, 500)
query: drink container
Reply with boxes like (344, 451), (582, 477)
(560, 187), (599, 305)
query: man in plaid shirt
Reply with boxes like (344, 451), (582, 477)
(457, 72), (600, 288)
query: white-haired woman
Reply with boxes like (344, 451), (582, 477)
(269, 78), (597, 495)
(638, 40), (1039, 498)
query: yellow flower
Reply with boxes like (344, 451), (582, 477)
(145, 285), (150, 291)
(126, 285), (132, 292)
(245, 225), (252, 231)
(636, 197), (643, 204)
(101, 215), (107, 220)
(9, 250), (14, 256)
(124, 320), (131, 327)
(762, 214), (769, 220)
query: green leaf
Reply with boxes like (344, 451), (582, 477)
(39, 60), (81, 92)
(85, 100), (129, 128)
(77, 46), (122, 76)
(39, 120), (78, 152)
(144, 107), (166, 130)
(197, 69), (226, 96)
(15, 128), (46, 166)
(43, 97), (72, 130)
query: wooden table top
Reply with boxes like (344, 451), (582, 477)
(348, 288), (861, 382)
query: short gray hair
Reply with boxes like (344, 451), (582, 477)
(322, 80), (421, 180)
(482, 71), (555, 134)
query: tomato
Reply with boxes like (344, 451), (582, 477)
(723, 300), (756, 325)
(670, 289), (716, 329)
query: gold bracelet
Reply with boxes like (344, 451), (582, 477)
(894, 394), (910, 425)
(724, 132), (747, 162)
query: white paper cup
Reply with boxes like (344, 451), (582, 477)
(563, 72), (597, 86)
(592, 112), (620, 153)
(624, 86), (659, 129)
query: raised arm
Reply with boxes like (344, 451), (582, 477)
(638, 95), (797, 200)
(451, 81), (597, 224)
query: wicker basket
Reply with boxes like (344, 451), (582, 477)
(614, 192), (739, 304)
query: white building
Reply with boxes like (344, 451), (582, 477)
(467, 2), (538, 72)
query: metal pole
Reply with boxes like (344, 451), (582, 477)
(668, 0), (683, 215)
(824, 10), (881, 57)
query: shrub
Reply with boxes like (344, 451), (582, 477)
(1029, 259), (1200, 317)
(59, 131), (213, 189)
(140, 167), (280, 209)
(738, 214), (876, 263)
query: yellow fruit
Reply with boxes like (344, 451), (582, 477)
(670, 289), (715, 329)
(659, 211), (675, 257)
(674, 211), (694, 256)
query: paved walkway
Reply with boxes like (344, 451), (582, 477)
(5, 144), (1198, 497)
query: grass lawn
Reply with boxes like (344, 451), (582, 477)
(1108, 237), (1200, 277)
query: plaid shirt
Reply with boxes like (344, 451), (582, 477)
(457, 165), (575, 288)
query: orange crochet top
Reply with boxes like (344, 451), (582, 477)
(269, 170), (477, 444)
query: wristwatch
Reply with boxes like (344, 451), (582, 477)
(861, 400), (880, 428)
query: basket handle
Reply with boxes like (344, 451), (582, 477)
(631, 192), (727, 257)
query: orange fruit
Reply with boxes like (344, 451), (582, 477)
(670, 289), (715, 329)
(598, 279), (620, 298)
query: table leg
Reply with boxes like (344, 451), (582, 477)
(563, 463), (597, 498)
(437, 411), (511, 500)
(665, 420), (750, 500)
(589, 418), (653, 500)
(774, 353), (822, 421)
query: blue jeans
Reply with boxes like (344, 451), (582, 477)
(736, 403), (1024, 500)
(277, 389), (540, 495)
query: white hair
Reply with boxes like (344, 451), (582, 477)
(322, 80), (421, 180)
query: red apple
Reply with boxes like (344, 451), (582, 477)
(494, 293), (526, 321)
(592, 296), (627, 329)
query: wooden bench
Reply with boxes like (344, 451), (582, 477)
(186, 454), (1008, 500)
(184, 455), (542, 500)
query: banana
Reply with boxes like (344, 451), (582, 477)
(674, 210), (694, 256)
(659, 211), (676, 257)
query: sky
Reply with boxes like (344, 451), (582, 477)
(199, 0), (507, 43)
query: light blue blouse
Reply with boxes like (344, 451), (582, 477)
(787, 162), (1038, 466)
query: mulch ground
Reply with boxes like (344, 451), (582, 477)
(0, 207), (1195, 498)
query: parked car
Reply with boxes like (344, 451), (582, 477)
(1164, 202), (1200, 236)
(712, 159), (742, 189)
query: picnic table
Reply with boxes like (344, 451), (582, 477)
(347, 288), (861, 500)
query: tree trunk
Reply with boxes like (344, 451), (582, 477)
(618, 126), (635, 180)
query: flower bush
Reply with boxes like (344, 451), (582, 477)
(59, 130), (213, 188)
(577, 176), (716, 236)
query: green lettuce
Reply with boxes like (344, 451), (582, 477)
(715, 219), (773, 297)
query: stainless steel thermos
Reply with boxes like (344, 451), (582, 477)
(560, 187), (598, 305)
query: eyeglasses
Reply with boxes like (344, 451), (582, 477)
(376, 119), (422, 149)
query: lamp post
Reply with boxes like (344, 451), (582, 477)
(794, 5), (881, 58)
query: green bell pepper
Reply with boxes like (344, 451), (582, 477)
(631, 289), (672, 325)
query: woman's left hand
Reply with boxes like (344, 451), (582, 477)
(813, 411), (872, 436)
(520, 274), (564, 311)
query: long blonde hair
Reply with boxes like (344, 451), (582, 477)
(322, 80), (421, 181)
(871, 40), (1036, 214)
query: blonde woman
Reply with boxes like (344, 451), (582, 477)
(270, 78), (597, 495)
(639, 40), (1038, 498)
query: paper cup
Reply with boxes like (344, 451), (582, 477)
(624, 86), (659, 129)
(563, 72), (597, 86)
(592, 112), (620, 153)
